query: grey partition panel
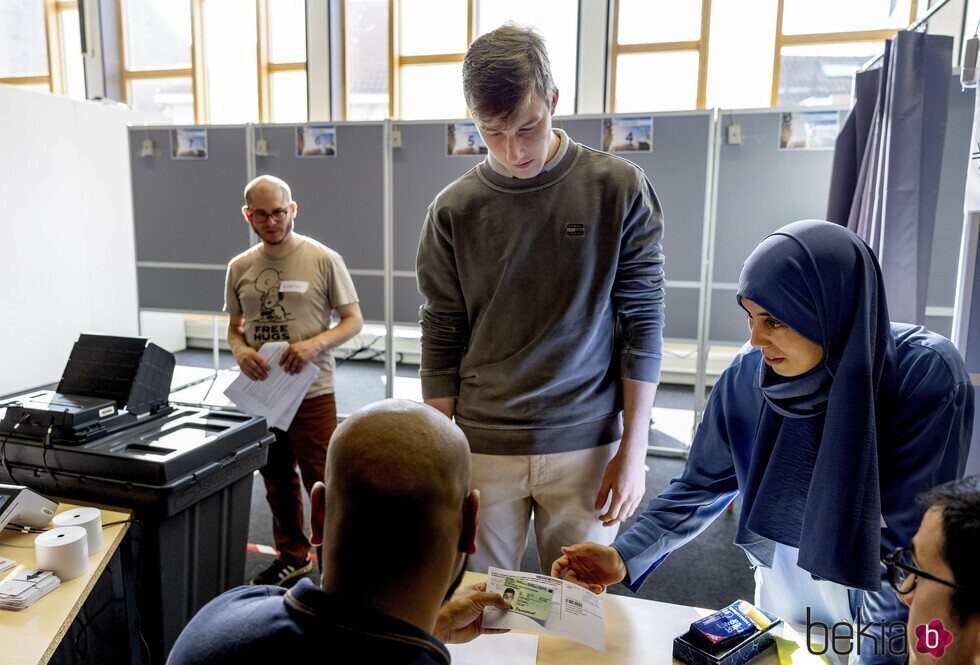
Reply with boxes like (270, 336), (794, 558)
(254, 124), (384, 270)
(925, 315), (952, 339)
(352, 274), (384, 322)
(663, 285), (700, 340)
(392, 123), (485, 272)
(394, 276), (424, 324)
(927, 75), (974, 309)
(713, 112), (838, 284)
(557, 114), (711, 283)
(709, 287), (748, 344)
(138, 267), (226, 313)
(129, 127), (250, 265)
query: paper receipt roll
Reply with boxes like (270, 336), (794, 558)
(53, 507), (103, 553)
(35, 527), (89, 581)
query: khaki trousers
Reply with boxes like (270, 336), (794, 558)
(468, 442), (621, 574)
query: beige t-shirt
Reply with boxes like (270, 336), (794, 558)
(224, 234), (359, 397)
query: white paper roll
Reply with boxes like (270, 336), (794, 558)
(35, 526), (89, 581)
(53, 507), (103, 553)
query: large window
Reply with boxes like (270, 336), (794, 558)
(119, 0), (307, 124)
(610, 0), (711, 112)
(0, 0), (86, 99)
(342, 0), (578, 121)
(773, 0), (917, 106)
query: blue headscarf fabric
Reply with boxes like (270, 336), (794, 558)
(735, 220), (897, 591)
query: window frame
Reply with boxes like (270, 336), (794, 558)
(609, 0), (713, 112)
(769, 0), (920, 106)
(117, 0), (308, 124)
(385, 0), (474, 119)
(0, 0), (78, 95)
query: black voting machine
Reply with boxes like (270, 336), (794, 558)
(0, 334), (272, 664)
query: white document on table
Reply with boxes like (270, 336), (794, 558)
(223, 342), (318, 430)
(446, 633), (538, 665)
(482, 567), (605, 652)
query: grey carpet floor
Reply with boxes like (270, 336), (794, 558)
(176, 349), (754, 610)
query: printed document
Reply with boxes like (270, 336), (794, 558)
(223, 342), (318, 430)
(446, 633), (538, 665)
(482, 567), (605, 652)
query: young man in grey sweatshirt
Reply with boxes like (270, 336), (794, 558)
(416, 24), (665, 574)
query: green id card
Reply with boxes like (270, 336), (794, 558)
(502, 577), (554, 621)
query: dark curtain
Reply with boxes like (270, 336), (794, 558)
(827, 32), (953, 325)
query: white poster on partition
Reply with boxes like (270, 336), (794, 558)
(296, 124), (337, 157)
(965, 88), (980, 211)
(602, 116), (653, 152)
(777, 111), (839, 150)
(447, 122), (488, 156)
(171, 128), (208, 159)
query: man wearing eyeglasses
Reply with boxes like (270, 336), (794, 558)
(225, 174), (364, 587)
(883, 476), (979, 663)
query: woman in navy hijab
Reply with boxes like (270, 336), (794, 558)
(553, 221), (973, 663)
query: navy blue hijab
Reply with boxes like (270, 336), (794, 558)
(735, 220), (897, 591)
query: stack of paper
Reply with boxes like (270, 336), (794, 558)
(0, 569), (60, 610)
(223, 342), (319, 430)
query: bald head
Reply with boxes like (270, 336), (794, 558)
(243, 174), (291, 206)
(320, 399), (473, 579)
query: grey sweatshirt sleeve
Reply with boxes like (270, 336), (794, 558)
(615, 173), (665, 383)
(416, 205), (470, 398)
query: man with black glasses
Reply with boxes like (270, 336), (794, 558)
(226, 175), (363, 586)
(883, 476), (979, 663)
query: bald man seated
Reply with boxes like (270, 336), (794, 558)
(167, 399), (510, 664)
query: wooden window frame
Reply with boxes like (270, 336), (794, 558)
(117, 0), (199, 121)
(387, 0), (474, 119)
(257, 0), (309, 123)
(0, 1), (76, 94)
(769, 0), (920, 106)
(117, 0), (309, 124)
(609, 0), (712, 112)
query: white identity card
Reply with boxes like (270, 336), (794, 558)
(223, 342), (319, 430)
(482, 567), (605, 652)
(0, 569), (60, 610)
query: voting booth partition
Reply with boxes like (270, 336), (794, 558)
(128, 74), (974, 411)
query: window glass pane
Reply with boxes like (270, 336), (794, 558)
(346, 0), (389, 120)
(614, 51), (699, 112)
(271, 70), (308, 122)
(123, 0), (192, 70)
(129, 77), (195, 123)
(6, 82), (51, 93)
(0, 0), (49, 77)
(778, 42), (883, 106)
(617, 0), (701, 45)
(204, 0), (258, 123)
(400, 0), (467, 56)
(60, 9), (86, 99)
(477, 1), (578, 116)
(399, 62), (466, 119)
(705, 0), (778, 109)
(782, 0), (910, 35)
(269, 0), (306, 63)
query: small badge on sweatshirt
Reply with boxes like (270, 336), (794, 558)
(566, 223), (585, 238)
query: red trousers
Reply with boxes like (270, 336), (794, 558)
(260, 393), (336, 565)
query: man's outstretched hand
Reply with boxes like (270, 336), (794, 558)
(550, 542), (628, 594)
